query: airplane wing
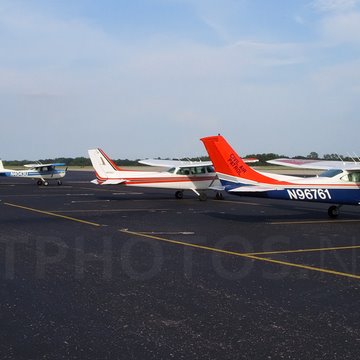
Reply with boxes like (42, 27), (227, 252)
(24, 163), (66, 168)
(267, 158), (360, 170)
(139, 158), (258, 168)
(138, 159), (213, 168)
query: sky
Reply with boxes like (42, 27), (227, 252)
(1, 0), (360, 160)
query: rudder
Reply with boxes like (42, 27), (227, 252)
(201, 135), (279, 184)
(88, 148), (122, 179)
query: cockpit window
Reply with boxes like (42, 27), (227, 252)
(176, 166), (209, 175)
(206, 166), (215, 173)
(319, 169), (344, 178)
(167, 167), (176, 174)
(192, 167), (206, 174)
(176, 167), (190, 175)
(348, 171), (360, 182)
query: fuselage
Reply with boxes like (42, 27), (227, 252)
(95, 166), (220, 190)
(0, 168), (66, 180)
(220, 169), (360, 206)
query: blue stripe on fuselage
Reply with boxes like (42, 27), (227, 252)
(229, 187), (360, 206)
(0, 170), (65, 177)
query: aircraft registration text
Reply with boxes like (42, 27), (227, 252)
(11, 171), (29, 177)
(287, 188), (331, 200)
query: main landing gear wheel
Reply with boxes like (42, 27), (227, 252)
(175, 190), (184, 199)
(328, 205), (340, 218)
(43, 181), (49, 186)
(198, 192), (207, 201)
(37, 180), (42, 186)
(57, 180), (62, 186)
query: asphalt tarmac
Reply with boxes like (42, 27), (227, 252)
(1, 171), (360, 360)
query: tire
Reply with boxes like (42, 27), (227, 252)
(215, 192), (224, 200)
(328, 205), (339, 218)
(57, 180), (62, 186)
(37, 180), (42, 186)
(175, 190), (184, 199)
(43, 181), (49, 186)
(199, 192), (207, 201)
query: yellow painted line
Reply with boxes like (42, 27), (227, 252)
(244, 254), (360, 280)
(120, 229), (257, 257)
(120, 229), (360, 280)
(4, 202), (101, 227)
(270, 219), (360, 225)
(248, 244), (360, 256)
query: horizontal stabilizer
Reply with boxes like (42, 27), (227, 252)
(243, 158), (259, 164)
(91, 178), (126, 185)
(209, 185), (226, 191)
(228, 185), (282, 193)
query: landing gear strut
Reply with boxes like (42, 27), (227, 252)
(328, 205), (340, 218)
(215, 192), (224, 200)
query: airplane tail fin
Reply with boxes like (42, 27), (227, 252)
(0, 160), (4, 171)
(88, 148), (122, 179)
(200, 135), (278, 185)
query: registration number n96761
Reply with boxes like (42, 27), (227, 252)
(287, 188), (331, 200)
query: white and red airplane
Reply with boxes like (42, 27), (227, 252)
(88, 148), (257, 200)
(201, 135), (360, 217)
(0, 160), (66, 186)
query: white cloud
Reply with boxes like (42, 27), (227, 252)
(0, 1), (360, 158)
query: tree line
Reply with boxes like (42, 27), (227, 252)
(3, 152), (359, 167)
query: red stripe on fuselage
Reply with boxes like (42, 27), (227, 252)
(95, 172), (216, 185)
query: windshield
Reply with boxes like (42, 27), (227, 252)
(319, 169), (344, 178)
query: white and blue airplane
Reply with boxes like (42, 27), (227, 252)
(0, 160), (67, 186)
(201, 135), (360, 218)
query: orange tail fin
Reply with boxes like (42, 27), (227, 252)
(200, 135), (277, 184)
